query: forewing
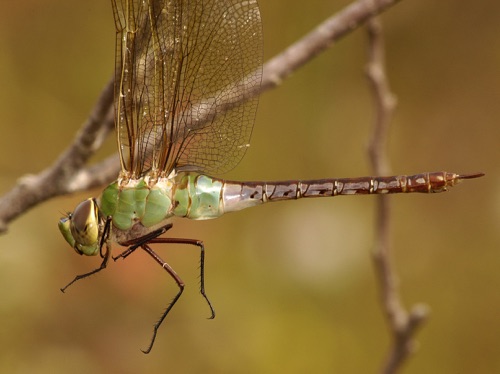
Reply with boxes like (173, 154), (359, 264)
(112, 0), (262, 178)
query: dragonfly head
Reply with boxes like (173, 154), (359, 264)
(58, 198), (102, 256)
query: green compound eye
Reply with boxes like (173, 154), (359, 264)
(58, 199), (100, 256)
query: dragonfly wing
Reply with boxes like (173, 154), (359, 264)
(112, 0), (263, 178)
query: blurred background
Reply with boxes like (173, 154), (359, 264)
(0, 1), (498, 373)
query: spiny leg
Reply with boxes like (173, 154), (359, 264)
(114, 223), (214, 319)
(139, 243), (185, 354)
(114, 224), (215, 353)
(60, 217), (112, 293)
(147, 236), (216, 320)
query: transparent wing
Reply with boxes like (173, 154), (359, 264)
(112, 0), (262, 179)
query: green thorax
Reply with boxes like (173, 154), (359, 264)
(99, 172), (225, 231)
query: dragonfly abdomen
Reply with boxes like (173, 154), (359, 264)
(221, 172), (482, 214)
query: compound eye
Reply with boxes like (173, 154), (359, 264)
(70, 199), (100, 246)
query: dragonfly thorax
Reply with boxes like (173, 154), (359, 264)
(59, 172), (229, 255)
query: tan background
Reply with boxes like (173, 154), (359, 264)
(0, 1), (497, 373)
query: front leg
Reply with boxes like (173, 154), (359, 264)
(61, 239), (112, 293)
(60, 216), (113, 292)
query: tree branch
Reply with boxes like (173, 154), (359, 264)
(0, 0), (403, 233)
(0, 79), (115, 233)
(364, 17), (429, 374)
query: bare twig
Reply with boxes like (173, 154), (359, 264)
(365, 18), (429, 374)
(0, 0), (403, 233)
(0, 79), (115, 233)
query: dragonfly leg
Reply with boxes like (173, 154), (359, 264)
(98, 216), (112, 258)
(60, 217), (112, 293)
(113, 223), (173, 261)
(61, 240), (112, 293)
(139, 237), (215, 353)
(148, 236), (216, 320)
(139, 243), (184, 354)
(113, 224), (215, 353)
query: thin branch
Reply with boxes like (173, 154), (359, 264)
(0, 79), (115, 233)
(0, 0), (403, 234)
(364, 18), (429, 374)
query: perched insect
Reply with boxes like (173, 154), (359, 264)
(59, 0), (483, 353)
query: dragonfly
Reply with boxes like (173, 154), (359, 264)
(58, 0), (483, 353)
